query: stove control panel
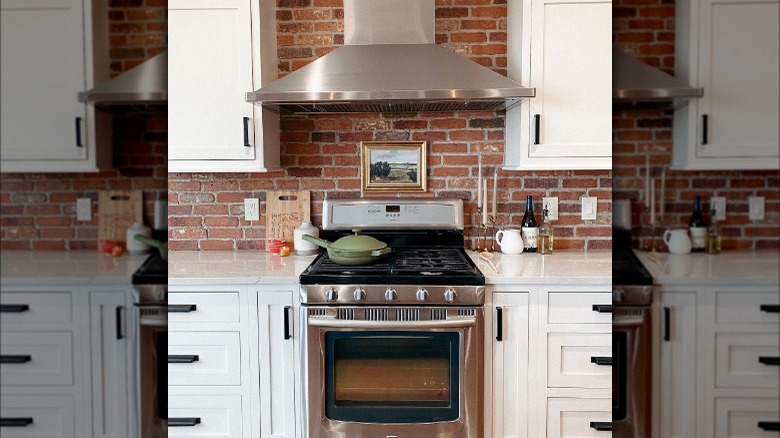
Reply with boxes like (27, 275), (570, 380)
(301, 285), (485, 306)
(416, 288), (429, 302)
(384, 289), (397, 301)
(353, 288), (366, 301)
(444, 288), (457, 303)
(324, 288), (338, 302)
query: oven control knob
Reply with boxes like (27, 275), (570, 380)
(384, 289), (397, 301)
(416, 289), (429, 302)
(444, 288), (457, 303)
(324, 288), (338, 302)
(353, 288), (366, 301)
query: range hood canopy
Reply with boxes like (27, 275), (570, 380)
(78, 51), (167, 105)
(613, 47), (703, 101)
(247, 0), (534, 114)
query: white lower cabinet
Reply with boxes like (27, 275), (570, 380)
(168, 394), (244, 437)
(492, 292), (530, 438)
(714, 397), (780, 438)
(0, 394), (77, 438)
(547, 398), (612, 438)
(168, 331), (242, 386)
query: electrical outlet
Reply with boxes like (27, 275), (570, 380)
(748, 197), (765, 221)
(76, 198), (92, 221)
(542, 197), (559, 220)
(244, 198), (260, 221)
(581, 197), (597, 221)
(710, 197), (726, 221)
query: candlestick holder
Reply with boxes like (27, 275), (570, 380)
(489, 215), (497, 252)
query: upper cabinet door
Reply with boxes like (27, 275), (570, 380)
(505, 0), (612, 170)
(168, 0), (256, 161)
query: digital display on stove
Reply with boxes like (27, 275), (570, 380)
(386, 205), (400, 213)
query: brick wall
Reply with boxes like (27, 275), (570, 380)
(613, 0), (780, 251)
(167, 0), (614, 251)
(0, 0), (167, 251)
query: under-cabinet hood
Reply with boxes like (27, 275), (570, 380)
(246, 0), (534, 114)
(613, 47), (703, 101)
(78, 51), (167, 105)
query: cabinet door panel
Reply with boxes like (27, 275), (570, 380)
(547, 398), (611, 438)
(492, 293), (530, 438)
(90, 292), (128, 438)
(714, 397), (780, 438)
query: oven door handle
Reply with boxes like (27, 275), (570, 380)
(307, 317), (477, 329)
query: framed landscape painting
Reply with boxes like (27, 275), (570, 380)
(360, 141), (427, 192)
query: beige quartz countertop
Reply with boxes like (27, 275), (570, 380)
(168, 250), (611, 286)
(0, 250), (149, 285)
(634, 250), (780, 286)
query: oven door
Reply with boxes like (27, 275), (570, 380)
(133, 291), (168, 438)
(303, 306), (483, 438)
(613, 306), (651, 438)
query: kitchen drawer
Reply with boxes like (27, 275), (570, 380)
(716, 292), (780, 325)
(714, 397), (780, 438)
(548, 292), (612, 325)
(168, 331), (241, 386)
(548, 333), (612, 389)
(0, 332), (73, 386)
(716, 333), (779, 389)
(168, 292), (240, 324)
(0, 394), (75, 438)
(547, 398), (612, 437)
(168, 394), (242, 437)
(0, 291), (72, 325)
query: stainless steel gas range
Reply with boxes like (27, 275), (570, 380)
(299, 199), (485, 438)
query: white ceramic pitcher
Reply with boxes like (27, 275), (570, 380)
(495, 228), (524, 254)
(663, 228), (692, 255)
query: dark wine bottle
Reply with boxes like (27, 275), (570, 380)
(689, 195), (706, 252)
(521, 195), (538, 253)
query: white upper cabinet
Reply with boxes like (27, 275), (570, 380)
(0, 0), (110, 172)
(168, 0), (280, 173)
(505, 0), (612, 170)
(673, 0), (780, 169)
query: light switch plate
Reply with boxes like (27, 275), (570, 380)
(710, 197), (726, 221)
(76, 198), (91, 221)
(748, 197), (765, 221)
(542, 197), (559, 221)
(244, 198), (260, 221)
(582, 197), (597, 221)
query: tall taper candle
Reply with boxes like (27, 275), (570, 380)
(659, 166), (666, 217)
(483, 182), (488, 225)
(650, 179), (656, 226)
(477, 156), (482, 207)
(645, 161), (650, 209)
(492, 170), (497, 217)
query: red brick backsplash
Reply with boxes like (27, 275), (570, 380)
(0, 0), (167, 251)
(167, 0), (613, 251)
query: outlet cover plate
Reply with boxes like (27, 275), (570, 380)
(76, 198), (92, 221)
(582, 197), (597, 221)
(710, 197), (726, 221)
(542, 197), (559, 221)
(244, 198), (260, 221)
(748, 197), (765, 221)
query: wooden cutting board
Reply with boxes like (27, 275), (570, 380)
(98, 190), (143, 245)
(265, 190), (310, 250)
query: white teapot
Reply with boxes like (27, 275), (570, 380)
(663, 228), (692, 255)
(495, 228), (524, 255)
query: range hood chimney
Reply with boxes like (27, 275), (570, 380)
(78, 51), (167, 106)
(613, 47), (703, 101)
(246, 0), (534, 114)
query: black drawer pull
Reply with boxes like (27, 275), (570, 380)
(116, 306), (124, 340)
(168, 355), (200, 364)
(590, 421), (612, 431)
(0, 304), (30, 313)
(283, 306), (292, 340)
(701, 114), (708, 145)
(496, 307), (503, 342)
(758, 356), (780, 366)
(168, 417), (201, 427)
(759, 304), (779, 313)
(533, 114), (541, 145)
(169, 304), (197, 313)
(591, 356), (612, 366)
(243, 117), (250, 147)
(758, 421), (780, 431)
(0, 355), (32, 364)
(1, 417), (34, 427)
(75, 117), (83, 147)
(592, 304), (612, 313)
(663, 306), (671, 342)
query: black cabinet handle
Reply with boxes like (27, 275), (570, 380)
(75, 117), (83, 147)
(758, 356), (780, 366)
(758, 421), (780, 431)
(0, 355), (32, 364)
(0, 417), (34, 427)
(243, 117), (250, 147)
(591, 356), (612, 366)
(533, 114), (540, 145)
(0, 304), (29, 312)
(115, 306), (124, 340)
(168, 417), (201, 427)
(496, 307), (503, 342)
(590, 421), (612, 431)
(759, 304), (779, 313)
(701, 114), (708, 145)
(168, 304), (197, 313)
(168, 355), (200, 364)
(592, 304), (612, 313)
(283, 306), (292, 340)
(663, 306), (671, 342)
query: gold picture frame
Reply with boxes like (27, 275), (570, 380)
(361, 141), (428, 193)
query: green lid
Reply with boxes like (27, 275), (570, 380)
(329, 231), (387, 252)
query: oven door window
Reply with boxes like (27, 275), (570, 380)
(325, 331), (460, 423)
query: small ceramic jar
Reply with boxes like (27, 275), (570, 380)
(294, 221), (320, 256)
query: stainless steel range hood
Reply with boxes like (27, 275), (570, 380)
(613, 47), (703, 101)
(246, 0), (534, 114)
(78, 51), (167, 105)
